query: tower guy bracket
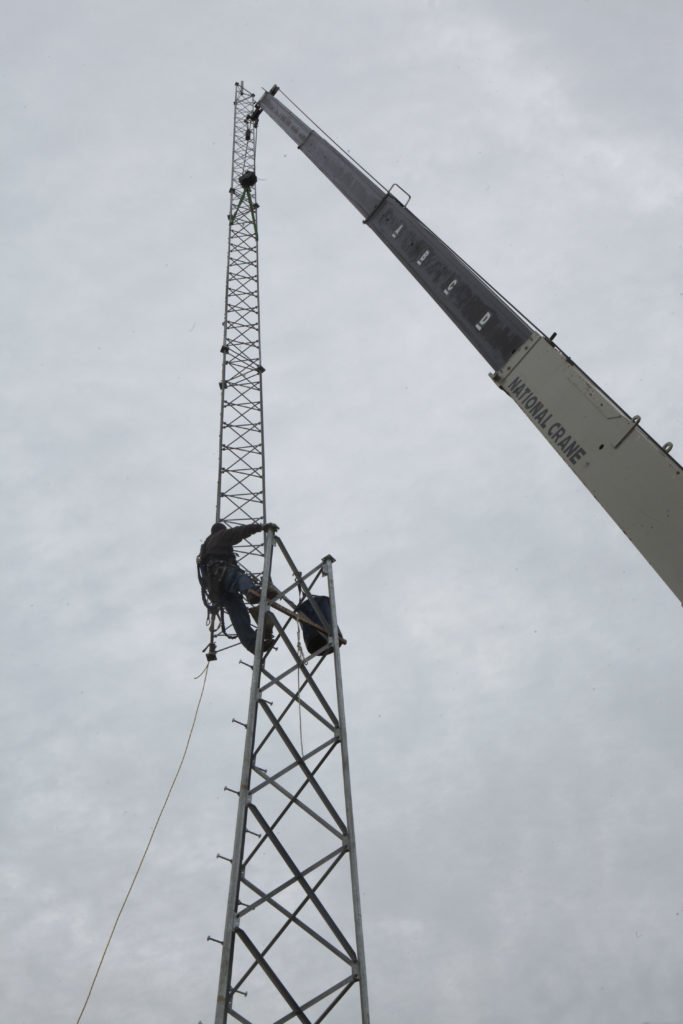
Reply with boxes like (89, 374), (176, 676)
(212, 532), (371, 1024)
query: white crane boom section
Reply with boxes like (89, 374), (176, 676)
(258, 87), (683, 604)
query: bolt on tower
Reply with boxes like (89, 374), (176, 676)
(205, 83), (371, 1024)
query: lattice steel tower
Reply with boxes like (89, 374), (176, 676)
(216, 83), (266, 575)
(204, 83), (370, 1024)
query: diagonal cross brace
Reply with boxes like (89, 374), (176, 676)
(244, 740), (340, 872)
(234, 847), (353, 997)
(258, 701), (346, 834)
(248, 803), (357, 961)
(252, 765), (344, 840)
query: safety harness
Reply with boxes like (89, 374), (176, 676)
(196, 557), (232, 637)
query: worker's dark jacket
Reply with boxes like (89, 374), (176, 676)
(198, 523), (262, 567)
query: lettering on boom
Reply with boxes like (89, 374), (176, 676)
(506, 375), (587, 467)
(372, 203), (527, 367)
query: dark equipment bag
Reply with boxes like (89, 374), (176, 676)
(297, 595), (334, 654)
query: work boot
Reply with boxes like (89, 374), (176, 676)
(248, 609), (276, 630)
(264, 610), (276, 641)
(248, 607), (276, 643)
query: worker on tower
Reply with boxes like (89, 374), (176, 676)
(197, 521), (279, 653)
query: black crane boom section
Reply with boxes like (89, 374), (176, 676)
(258, 88), (537, 370)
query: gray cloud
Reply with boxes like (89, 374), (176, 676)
(3, 2), (682, 1023)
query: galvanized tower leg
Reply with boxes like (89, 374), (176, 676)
(216, 82), (266, 573)
(212, 531), (371, 1024)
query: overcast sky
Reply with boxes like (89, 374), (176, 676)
(3, 2), (683, 1023)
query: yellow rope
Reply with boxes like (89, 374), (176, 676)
(75, 661), (211, 1023)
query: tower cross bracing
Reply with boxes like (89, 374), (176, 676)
(216, 82), (266, 577)
(212, 533), (370, 1024)
(206, 83), (371, 1024)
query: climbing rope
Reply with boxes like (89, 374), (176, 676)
(74, 661), (211, 1023)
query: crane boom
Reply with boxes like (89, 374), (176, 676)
(258, 87), (683, 604)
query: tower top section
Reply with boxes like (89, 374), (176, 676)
(214, 84), (266, 577)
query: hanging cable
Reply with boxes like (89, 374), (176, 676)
(74, 662), (212, 1024)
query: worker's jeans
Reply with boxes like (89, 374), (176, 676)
(219, 567), (257, 652)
